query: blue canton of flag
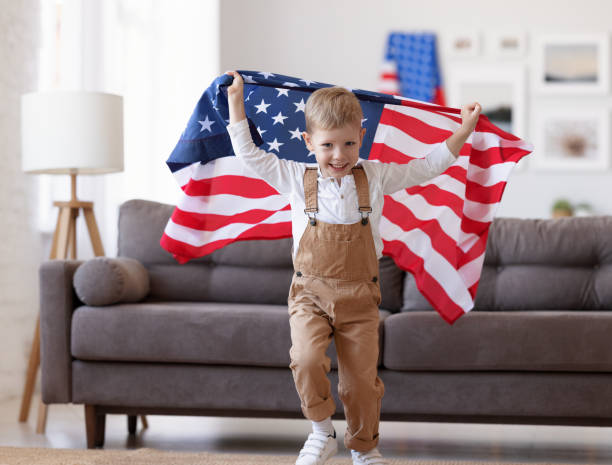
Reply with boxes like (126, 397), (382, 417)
(168, 71), (398, 171)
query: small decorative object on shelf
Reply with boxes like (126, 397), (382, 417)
(574, 202), (594, 217)
(552, 198), (574, 218)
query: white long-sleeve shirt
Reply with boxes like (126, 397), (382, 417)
(226, 118), (456, 260)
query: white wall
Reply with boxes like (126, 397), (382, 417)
(0, 0), (43, 401)
(219, 0), (612, 218)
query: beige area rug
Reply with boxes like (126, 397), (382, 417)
(0, 446), (585, 465)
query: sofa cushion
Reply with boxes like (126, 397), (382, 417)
(71, 302), (391, 368)
(383, 311), (612, 371)
(145, 261), (404, 311)
(72, 257), (150, 306)
(145, 264), (294, 306)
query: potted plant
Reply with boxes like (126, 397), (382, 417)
(552, 199), (573, 218)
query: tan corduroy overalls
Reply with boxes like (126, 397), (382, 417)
(287, 165), (385, 452)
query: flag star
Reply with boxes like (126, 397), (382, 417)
(299, 78), (317, 86)
(289, 127), (302, 140)
(361, 118), (367, 126)
(276, 88), (289, 97)
(283, 82), (299, 87)
(267, 138), (284, 152)
(198, 115), (216, 132)
(259, 71), (275, 79)
(257, 126), (267, 136)
(272, 111), (288, 125)
(307, 151), (316, 157)
(293, 98), (306, 113)
(255, 99), (271, 114)
(245, 90), (255, 102)
(243, 74), (256, 84)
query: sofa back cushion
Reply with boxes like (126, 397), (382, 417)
(402, 216), (612, 311)
(117, 199), (405, 310)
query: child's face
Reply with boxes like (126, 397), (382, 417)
(302, 124), (367, 180)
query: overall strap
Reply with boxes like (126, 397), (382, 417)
(303, 167), (318, 225)
(351, 165), (372, 225)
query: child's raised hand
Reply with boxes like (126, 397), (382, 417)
(225, 70), (247, 124)
(460, 102), (481, 134)
(225, 70), (244, 102)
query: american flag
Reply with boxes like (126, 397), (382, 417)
(378, 32), (447, 106)
(160, 70), (533, 325)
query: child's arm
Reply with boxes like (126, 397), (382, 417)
(377, 102), (482, 195)
(225, 70), (300, 195)
(226, 70), (247, 125)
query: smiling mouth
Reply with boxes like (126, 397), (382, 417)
(329, 163), (348, 171)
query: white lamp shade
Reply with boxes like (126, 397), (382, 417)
(21, 91), (124, 175)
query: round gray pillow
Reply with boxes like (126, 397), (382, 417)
(73, 257), (150, 306)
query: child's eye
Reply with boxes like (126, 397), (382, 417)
(346, 141), (356, 146)
(322, 143), (332, 148)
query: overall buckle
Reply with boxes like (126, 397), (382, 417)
(360, 207), (372, 225)
(304, 208), (317, 226)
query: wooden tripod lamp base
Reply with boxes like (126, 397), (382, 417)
(18, 174), (147, 434)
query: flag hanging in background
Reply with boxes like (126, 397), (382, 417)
(160, 70), (533, 325)
(378, 32), (446, 106)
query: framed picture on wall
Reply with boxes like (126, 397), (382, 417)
(487, 30), (527, 57)
(448, 64), (527, 169)
(531, 107), (609, 171)
(533, 33), (610, 94)
(445, 31), (480, 57)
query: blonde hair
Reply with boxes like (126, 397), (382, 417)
(304, 86), (363, 133)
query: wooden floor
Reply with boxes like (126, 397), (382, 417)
(3, 396), (612, 463)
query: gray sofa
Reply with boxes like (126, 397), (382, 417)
(39, 198), (612, 449)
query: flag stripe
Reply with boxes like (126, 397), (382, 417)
(369, 142), (418, 164)
(381, 214), (474, 312)
(164, 208), (292, 248)
(173, 191), (290, 217)
(374, 119), (451, 156)
(171, 203), (291, 231)
(379, 106), (453, 144)
(382, 195), (462, 267)
(406, 183), (464, 218)
(182, 174), (281, 198)
(383, 239), (465, 325)
(161, 221), (292, 264)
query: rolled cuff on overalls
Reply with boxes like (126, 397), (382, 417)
(301, 395), (336, 422)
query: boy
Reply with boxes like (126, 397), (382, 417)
(224, 70), (481, 465)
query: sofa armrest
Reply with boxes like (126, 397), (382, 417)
(39, 259), (84, 404)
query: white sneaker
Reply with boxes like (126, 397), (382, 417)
(351, 446), (389, 465)
(295, 429), (338, 465)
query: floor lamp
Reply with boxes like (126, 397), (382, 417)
(18, 90), (147, 434)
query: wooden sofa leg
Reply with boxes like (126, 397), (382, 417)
(127, 415), (137, 434)
(84, 405), (106, 448)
